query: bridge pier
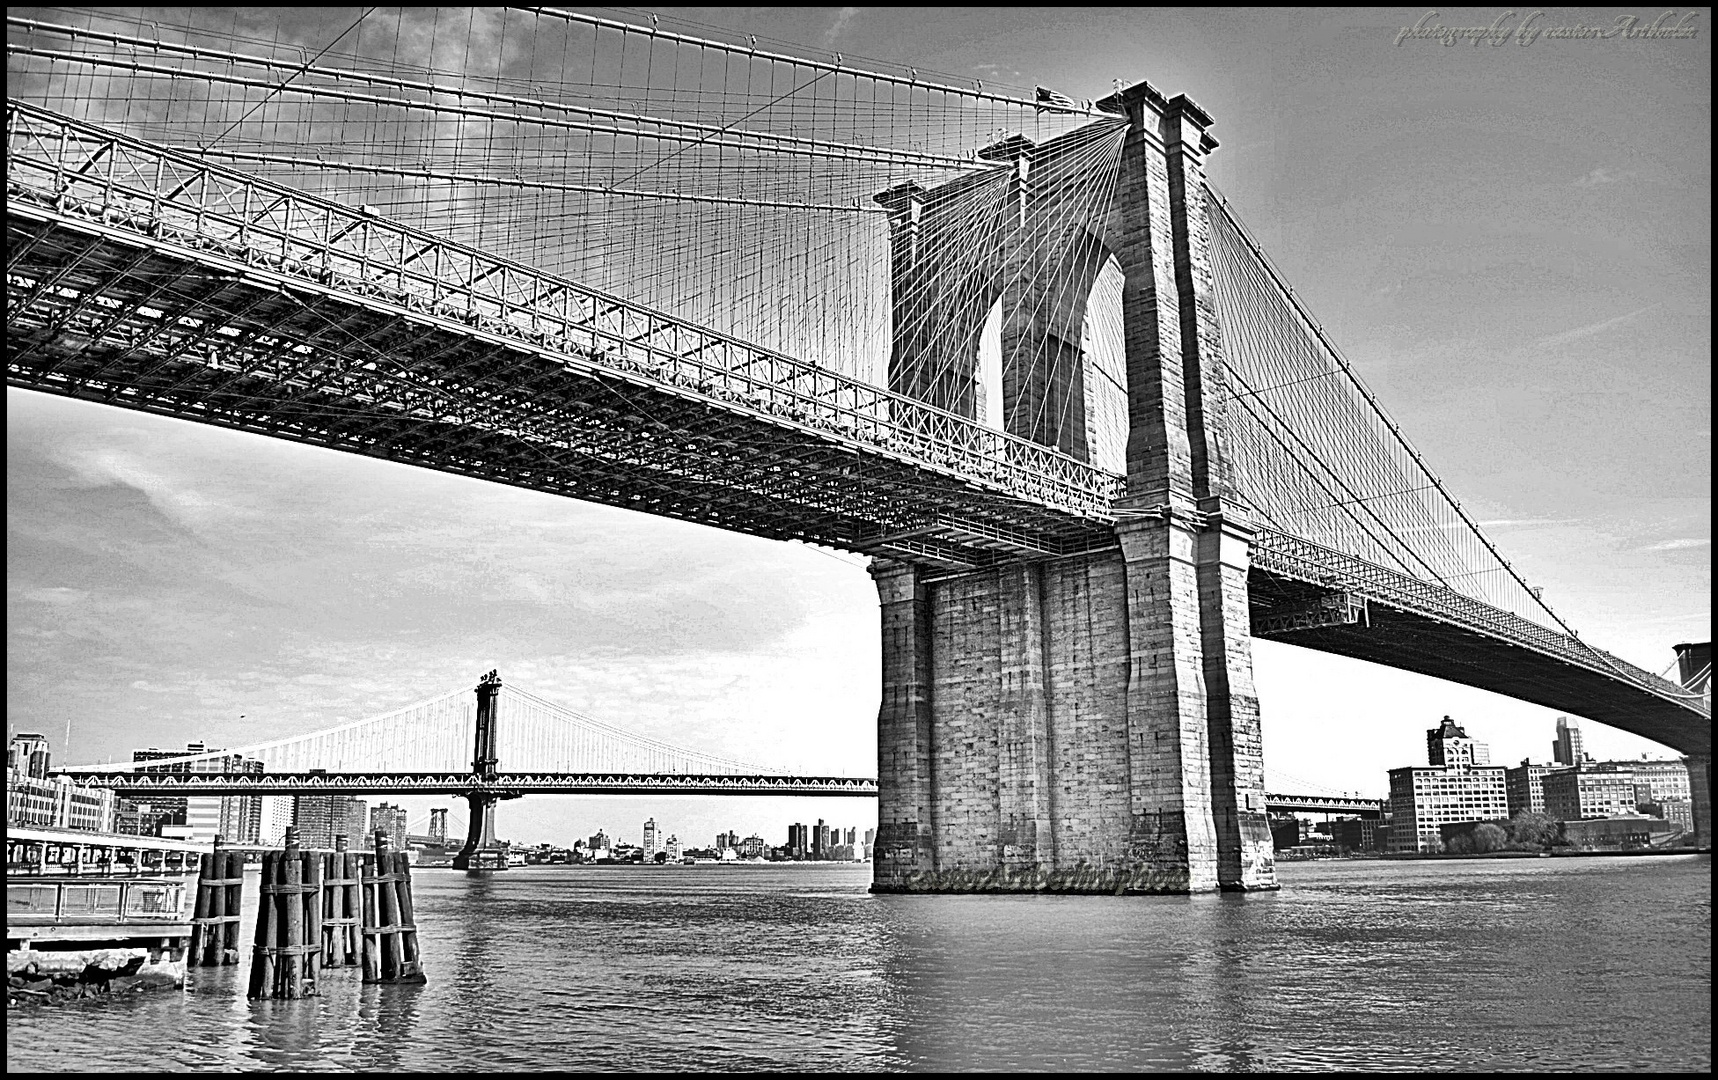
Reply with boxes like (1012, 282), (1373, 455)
(1687, 754), (1711, 849)
(452, 671), (510, 872)
(870, 80), (1273, 895)
(452, 793), (506, 872)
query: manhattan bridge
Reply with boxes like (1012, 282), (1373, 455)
(9, 8), (1708, 890)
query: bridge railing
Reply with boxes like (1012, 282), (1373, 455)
(1252, 527), (1708, 712)
(5, 99), (1124, 520)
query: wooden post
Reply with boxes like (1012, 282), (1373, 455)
(282, 835), (304, 998)
(359, 852), (383, 983)
(341, 847), (360, 965)
(375, 832), (404, 981)
(246, 850), (278, 998)
(190, 850), (214, 966)
(202, 840), (227, 966)
(223, 849), (245, 963)
(303, 845), (323, 995)
(392, 850), (424, 979)
(322, 835), (360, 969)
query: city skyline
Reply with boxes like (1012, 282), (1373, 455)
(6, 7), (1709, 849)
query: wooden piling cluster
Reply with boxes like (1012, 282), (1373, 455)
(189, 838), (245, 966)
(245, 828), (425, 999)
(247, 827), (323, 999)
(360, 833), (426, 984)
(320, 835), (363, 969)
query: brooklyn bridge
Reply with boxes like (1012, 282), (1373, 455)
(9, 8), (1708, 893)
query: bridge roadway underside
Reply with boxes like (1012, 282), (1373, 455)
(5, 206), (1115, 567)
(1249, 570), (1709, 756)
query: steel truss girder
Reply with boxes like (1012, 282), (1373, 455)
(56, 771), (881, 797)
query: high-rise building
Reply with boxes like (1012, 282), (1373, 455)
(9, 732), (51, 778)
(1552, 716), (1584, 767)
(814, 819), (831, 859)
(132, 742), (264, 843)
(740, 835), (765, 859)
(1426, 717), (1488, 767)
(666, 835), (681, 861)
(787, 822), (809, 859)
(643, 817), (660, 858)
(259, 796), (295, 845)
(294, 794), (368, 849)
(589, 829), (610, 854)
(370, 802), (408, 850)
(843, 827), (857, 847)
(343, 797), (368, 844)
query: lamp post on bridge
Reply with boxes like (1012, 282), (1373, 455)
(452, 670), (511, 872)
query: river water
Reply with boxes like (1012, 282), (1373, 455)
(7, 855), (1710, 1072)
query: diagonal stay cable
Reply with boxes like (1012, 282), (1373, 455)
(200, 6), (376, 152)
(605, 68), (833, 192)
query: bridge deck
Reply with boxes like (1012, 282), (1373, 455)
(54, 772), (880, 797)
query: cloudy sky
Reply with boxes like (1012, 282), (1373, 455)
(7, 7), (1709, 846)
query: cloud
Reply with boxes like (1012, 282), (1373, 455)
(1532, 303), (1661, 350)
(20, 587), (89, 605)
(1642, 537), (1710, 552)
(1572, 167), (1634, 188)
(823, 6), (859, 44)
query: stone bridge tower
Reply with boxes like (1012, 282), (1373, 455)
(869, 80), (1274, 894)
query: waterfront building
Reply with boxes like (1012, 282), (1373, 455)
(1543, 768), (1638, 821)
(1330, 817), (1383, 853)
(1586, 758), (1692, 803)
(643, 817), (660, 858)
(7, 768), (119, 832)
(740, 835), (766, 859)
(6, 733), (121, 832)
(1552, 716), (1584, 767)
(589, 829), (610, 853)
(370, 802), (408, 849)
(814, 819), (830, 859)
(1559, 816), (1677, 849)
(787, 822), (809, 859)
(666, 835), (681, 861)
(1426, 716), (1490, 767)
(1387, 765), (1509, 852)
(1504, 760), (1571, 816)
(1655, 798), (1695, 832)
